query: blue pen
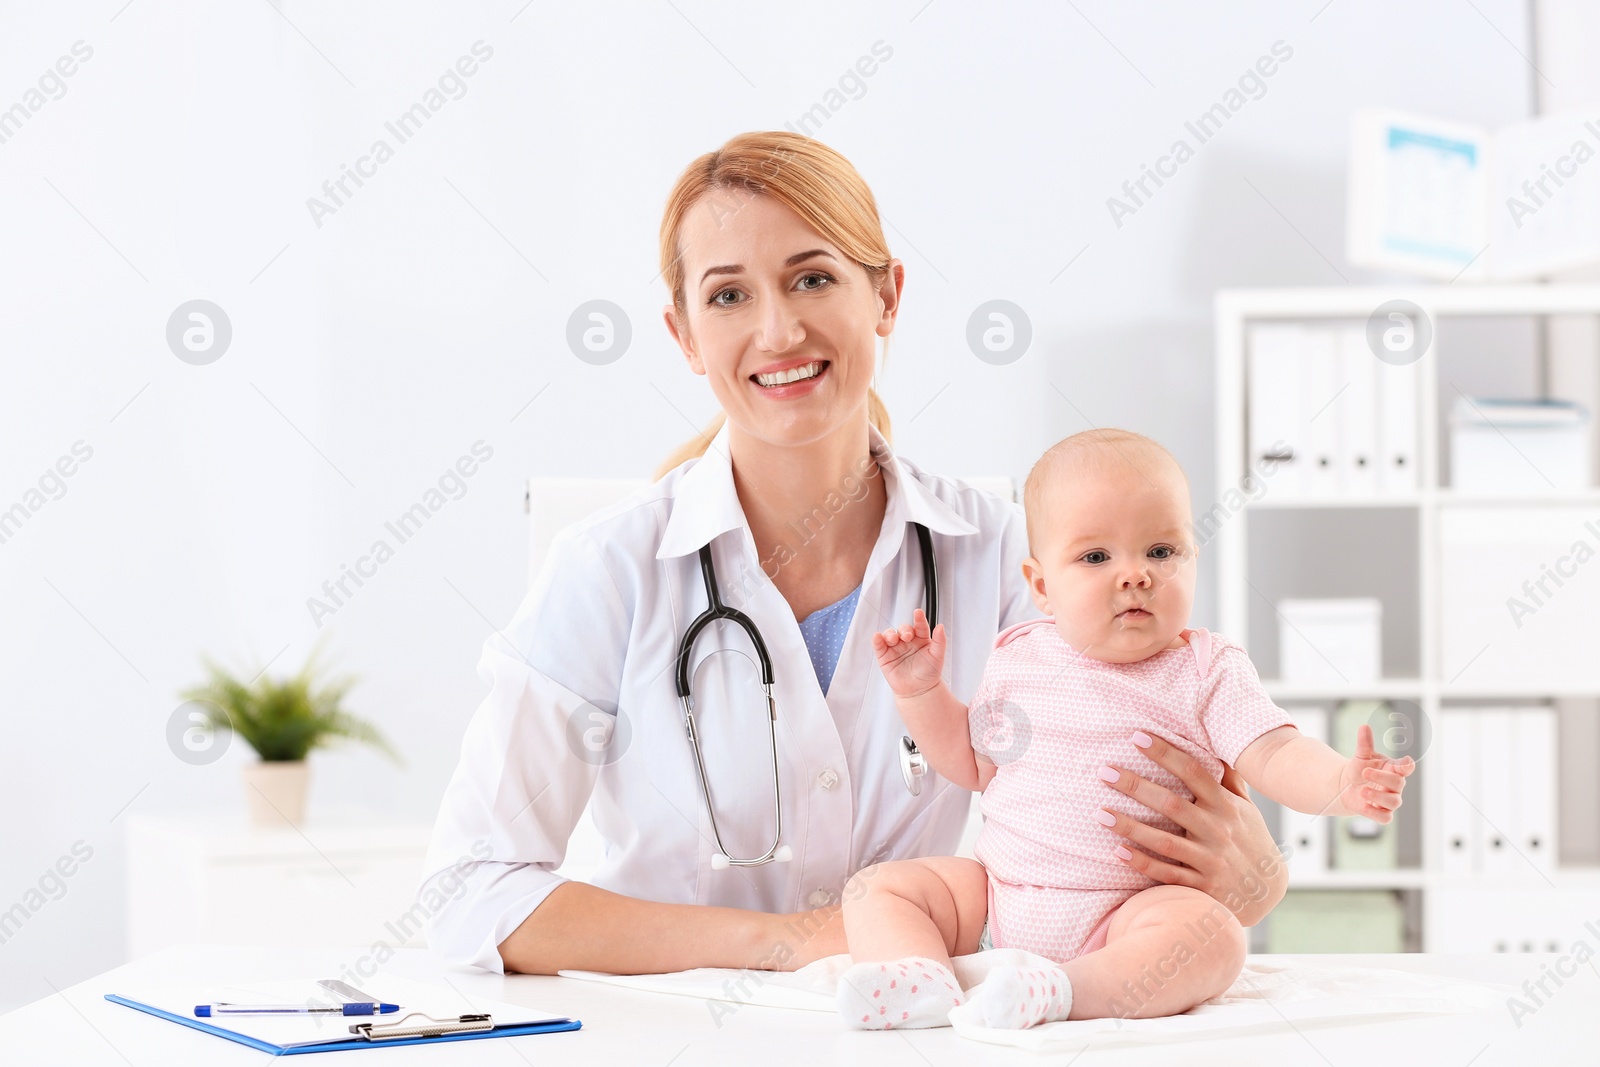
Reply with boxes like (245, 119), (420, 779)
(194, 1001), (400, 1017)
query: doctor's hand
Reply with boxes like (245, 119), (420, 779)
(1097, 731), (1288, 928)
(871, 608), (947, 700)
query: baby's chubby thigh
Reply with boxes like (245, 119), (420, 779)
(1092, 884), (1247, 1008)
(841, 855), (990, 962)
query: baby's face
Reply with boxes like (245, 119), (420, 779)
(1022, 457), (1196, 663)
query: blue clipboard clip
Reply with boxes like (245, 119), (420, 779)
(350, 1012), (494, 1041)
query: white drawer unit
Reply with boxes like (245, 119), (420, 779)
(1440, 506), (1600, 690)
(1427, 881), (1600, 954)
(126, 813), (435, 959)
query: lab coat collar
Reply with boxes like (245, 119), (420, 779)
(655, 420), (977, 560)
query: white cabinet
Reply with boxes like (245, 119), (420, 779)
(1427, 880), (1600, 954)
(1216, 285), (1600, 952)
(126, 813), (435, 959)
(1440, 506), (1600, 689)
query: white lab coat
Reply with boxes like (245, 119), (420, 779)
(421, 421), (1040, 972)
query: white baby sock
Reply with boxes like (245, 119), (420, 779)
(964, 964), (1073, 1029)
(836, 956), (965, 1030)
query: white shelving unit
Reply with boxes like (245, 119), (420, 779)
(1215, 285), (1600, 953)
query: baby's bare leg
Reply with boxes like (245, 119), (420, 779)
(964, 885), (1245, 1028)
(1064, 884), (1246, 1019)
(842, 856), (988, 968)
(835, 856), (988, 1029)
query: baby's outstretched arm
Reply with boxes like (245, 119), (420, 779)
(1234, 723), (1416, 823)
(872, 609), (997, 793)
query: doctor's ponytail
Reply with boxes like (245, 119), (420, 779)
(653, 131), (894, 481)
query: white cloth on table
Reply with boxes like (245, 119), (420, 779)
(558, 951), (1513, 1049)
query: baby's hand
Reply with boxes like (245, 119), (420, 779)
(1337, 723), (1416, 824)
(871, 608), (946, 700)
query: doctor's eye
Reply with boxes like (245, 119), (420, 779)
(1080, 550), (1109, 565)
(796, 271), (835, 291)
(709, 287), (743, 307)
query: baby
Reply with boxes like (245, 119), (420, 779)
(835, 428), (1414, 1030)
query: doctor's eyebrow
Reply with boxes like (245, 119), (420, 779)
(699, 249), (837, 284)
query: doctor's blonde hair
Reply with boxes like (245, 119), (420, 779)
(654, 131), (895, 479)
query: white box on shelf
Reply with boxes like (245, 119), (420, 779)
(1439, 507), (1600, 689)
(1277, 598), (1382, 685)
(1449, 397), (1592, 493)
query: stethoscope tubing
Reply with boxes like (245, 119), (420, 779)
(677, 525), (937, 868)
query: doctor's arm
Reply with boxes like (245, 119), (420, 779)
(497, 881), (837, 975)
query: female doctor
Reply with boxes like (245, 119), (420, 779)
(422, 131), (1287, 975)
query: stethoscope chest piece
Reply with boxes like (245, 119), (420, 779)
(899, 735), (927, 796)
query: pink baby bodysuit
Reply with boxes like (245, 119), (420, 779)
(969, 617), (1293, 964)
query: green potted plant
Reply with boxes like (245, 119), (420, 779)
(180, 643), (398, 827)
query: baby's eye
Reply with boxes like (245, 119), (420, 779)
(1149, 545), (1175, 559)
(1080, 550), (1109, 565)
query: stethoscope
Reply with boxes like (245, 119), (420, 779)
(676, 524), (938, 869)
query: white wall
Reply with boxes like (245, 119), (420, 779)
(0, 0), (1532, 1012)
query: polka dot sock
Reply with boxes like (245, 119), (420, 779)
(835, 957), (964, 1030)
(965, 964), (1073, 1029)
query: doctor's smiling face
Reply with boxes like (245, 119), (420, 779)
(663, 191), (904, 450)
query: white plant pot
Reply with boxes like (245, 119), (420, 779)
(241, 760), (309, 827)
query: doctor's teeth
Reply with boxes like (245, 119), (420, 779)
(755, 362), (823, 387)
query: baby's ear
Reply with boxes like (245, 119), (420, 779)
(1020, 557), (1051, 613)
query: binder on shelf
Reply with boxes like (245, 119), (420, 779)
(1281, 705), (1330, 880)
(1299, 327), (1343, 497)
(1374, 353), (1419, 496)
(1437, 709), (1479, 877)
(1336, 326), (1380, 497)
(1512, 706), (1558, 874)
(1247, 324), (1306, 497)
(1332, 701), (1397, 870)
(1476, 708), (1519, 877)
